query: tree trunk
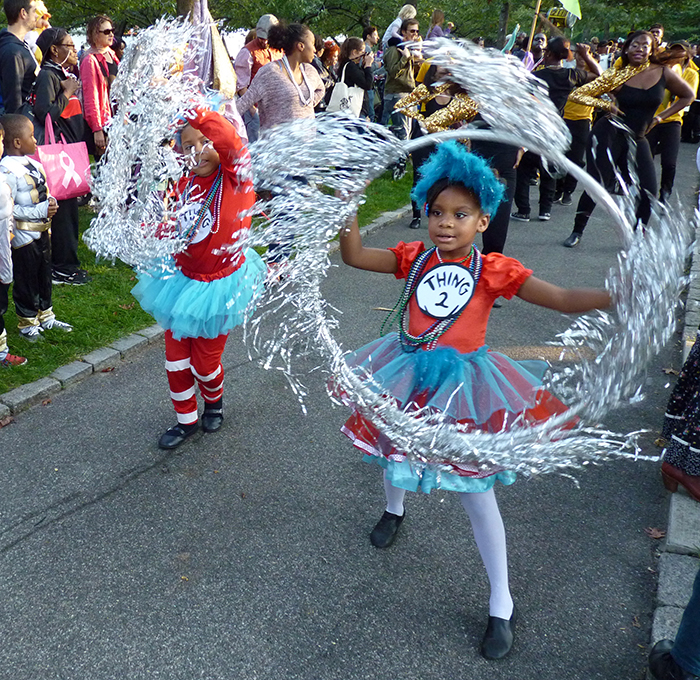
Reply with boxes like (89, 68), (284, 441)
(497, 1), (510, 48)
(177, 0), (195, 18)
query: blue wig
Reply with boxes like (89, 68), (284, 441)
(411, 142), (505, 216)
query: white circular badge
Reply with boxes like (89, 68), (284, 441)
(415, 263), (476, 319)
(177, 202), (213, 244)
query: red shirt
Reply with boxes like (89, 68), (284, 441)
(389, 241), (532, 353)
(173, 110), (255, 281)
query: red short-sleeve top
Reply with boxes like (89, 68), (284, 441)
(389, 241), (532, 354)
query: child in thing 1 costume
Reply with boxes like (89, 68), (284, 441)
(338, 142), (610, 660)
(132, 107), (265, 450)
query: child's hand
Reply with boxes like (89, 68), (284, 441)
(47, 197), (58, 219)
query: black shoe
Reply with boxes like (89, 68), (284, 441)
(158, 422), (198, 450)
(409, 216), (421, 229)
(560, 193), (573, 206)
(562, 232), (581, 248)
(481, 610), (516, 660)
(492, 299), (503, 308)
(553, 191), (563, 204)
(649, 639), (700, 679)
(202, 407), (224, 433)
(510, 212), (530, 222)
(370, 510), (405, 548)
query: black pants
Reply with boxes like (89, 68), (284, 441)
(646, 121), (681, 202)
(513, 150), (556, 216)
(557, 117), (591, 196)
(12, 231), (52, 319)
(573, 117), (657, 234)
(410, 125), (436, 218)
(51, 196), (80, 274)
(681, 101), (700, 142)
(471, 139), (519, 255)
(0, 281), (8, 337)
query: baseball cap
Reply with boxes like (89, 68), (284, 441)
(256, 14), (278, 39)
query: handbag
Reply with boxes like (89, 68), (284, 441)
(31, 114), (91, 200)
(326, 63), (364, 117)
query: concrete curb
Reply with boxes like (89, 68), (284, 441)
(0, 205), (414, 418)
(0, 324), (164, 415)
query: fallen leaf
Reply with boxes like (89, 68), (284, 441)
(180, 575), (189, 581)
(645, 527), (666, 539)
(632, 615), (640, 628)
(240, 492), (246, 499)
(0, 415), (14, 428)
(662, 368), (679, 375)
(654, 437), (667, 448)
(42, 399), (52, 406)
(101, 367), (115, 372)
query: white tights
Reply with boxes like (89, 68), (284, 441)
(382, 470), (514, 619)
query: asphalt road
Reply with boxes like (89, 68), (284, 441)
(0, 142), (697, 680)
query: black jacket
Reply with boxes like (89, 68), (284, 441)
(0, 28), (37, 114)
(33, 60), (85, 144)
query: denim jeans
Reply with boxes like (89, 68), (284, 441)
(672, 566), (700, 675)
(380, 92), (411, 140)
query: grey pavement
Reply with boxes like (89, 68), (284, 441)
(0, 143), (699, 679)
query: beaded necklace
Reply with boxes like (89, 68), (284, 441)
(181, 169), (223, 243)
(381, 245), (483, 352)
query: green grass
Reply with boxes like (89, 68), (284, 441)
(0, 169), (414, 395)
(358, 168), (413, 227)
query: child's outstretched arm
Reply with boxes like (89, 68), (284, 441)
(186, 108), (246, 172)
(517, 276), (611, 313)
(339, 216), (398, 274)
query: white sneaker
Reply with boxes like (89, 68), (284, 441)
(40, 317), (73, 332)
(19, 325), (44, 342)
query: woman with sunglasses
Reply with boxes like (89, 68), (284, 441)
(79, 15), (118, 158)
(34, 27), (90, 285)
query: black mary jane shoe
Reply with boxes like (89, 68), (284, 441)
(158, 423), (199, 450)
(369, 510), (405, 548)
(202, 408), (224, 433)
(649, 639), (700, 679)
(480, 609), (516, 660)
(409, 216), (422, 230)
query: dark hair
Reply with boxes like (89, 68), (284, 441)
(0, 113), (31, 144)
(338, 37), (364, 69)
(36, 27), (68, 61)
(400, 18), (419, 35)
(3, 0), (31, 24)
(425, 177), (480, 211)
(423, 63), (464, 94)
(546, 36), (572, 61)
(267, 22), (310, 54)
(86, 15), (112, 48)
(0, 120), (4, 138)
(362, 25), (377, 41)
(314, 33), (323, 52)
(620, 30), (658, 66)
(649, 23), (664, 31)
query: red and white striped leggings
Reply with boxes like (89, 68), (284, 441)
(164, 330), (228, 425)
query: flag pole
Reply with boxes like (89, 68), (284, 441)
(526, 0), (544, 52)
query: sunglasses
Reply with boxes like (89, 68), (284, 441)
(407, 29), (420, 34)
(98, 28), (114, 35)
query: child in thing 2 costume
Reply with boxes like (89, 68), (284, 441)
(338, 142), (610, 660)
(132, 107), (265, 450)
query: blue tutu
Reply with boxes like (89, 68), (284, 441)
(132, 249), (265, 340)
(342, 333), (571, 494)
